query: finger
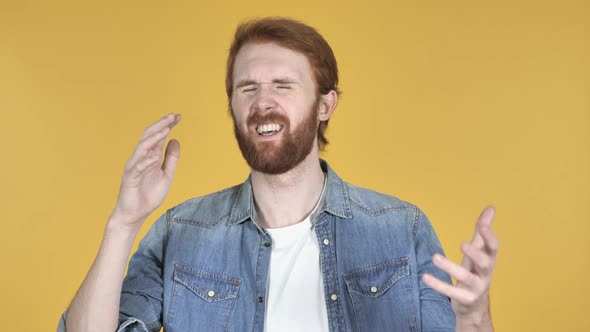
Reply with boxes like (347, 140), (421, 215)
(143, 113), (180, 140)
(433, 253), (478, 287)
(162, 139), (180, 177)
(422, 273), (476, 304)
(461, 243), (495, 277)
(127, 126), (171, 169)
(140, 113), (181, 140)
(138, 126), (171, 154)
(479, 222), (500, 255)
(471, 206), (496, 247)
(132, 153), (161, 175)
(462, 206), (496, 269)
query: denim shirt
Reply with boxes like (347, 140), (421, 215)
(58, 160), (456, 332)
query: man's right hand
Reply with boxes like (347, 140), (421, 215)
(110, 113), (181, 230)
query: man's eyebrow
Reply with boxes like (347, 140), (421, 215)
(271, 78), (297, 84)
(235, 80), (257, 89)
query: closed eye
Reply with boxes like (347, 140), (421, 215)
(241, 86), (257, 93)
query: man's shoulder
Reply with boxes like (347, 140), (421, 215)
(165, 183), (243, 226)
(343, 181), (419, 216)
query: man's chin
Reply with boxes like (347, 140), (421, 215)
(253, 163), (298, 175)
(247, 150), (297, 174)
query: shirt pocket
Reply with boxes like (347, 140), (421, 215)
(343, 257), (417, 332)
(167, 264), (240, 332)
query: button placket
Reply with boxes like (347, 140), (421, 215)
(252, 232), (272, 331)
(314, 217), (343, 332)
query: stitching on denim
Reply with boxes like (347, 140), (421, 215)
(324, 221), (338, 330)
(173, 263), (241, 285)
(344, 265), (409, 296)
(145, 319), (161, 331)
(229, 183), (246, 224)
(229, 212), (248, 223)
(251, 235), (263, 332)
(118, 318), (149, 331)
(170, 185), (239, 219)
(174, 274), (239, 301)
(350, 199), (412, 216)
(165, 274), (177, 330)
(315, 219), (334, 330)
(155, 211), (171, 330)
(412, 205), (420, 239)
(341, 181), (351, 217)
(327, 220), (346, 332)
(165, 210), (171, 252)
(408, 265), (418, 332)
(224, 289), (237, 332)
(343, 257), (409, 278)
(314, 217), (334, 331)
(349, 291), (362, 332)
(172, 212), (230, 229)
(421, 297), (452, 304)
(325, 207), (344, 217)
(187, 185), (240, 202)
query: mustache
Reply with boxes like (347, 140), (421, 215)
(247, 112), (289, 127)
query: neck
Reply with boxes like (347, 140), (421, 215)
(251, 147), (325, 229)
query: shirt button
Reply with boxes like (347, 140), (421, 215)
(263, 242), (271, 247)
(330, 294), (338, 301)
(323, 239), (330, 245)
(257, 296), (264, 303)
(207, 290), (215, 297)
(370, 286), (378, 293)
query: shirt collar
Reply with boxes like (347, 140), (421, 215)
(227, 159), (353, 226)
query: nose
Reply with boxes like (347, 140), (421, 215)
(252, 85), (278, 113)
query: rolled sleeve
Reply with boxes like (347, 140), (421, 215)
(414, 208), (456, 331)
(116, 317), (151, 332)
(57, 309), (150, 332)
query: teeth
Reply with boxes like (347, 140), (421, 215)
(256, 124), (283, 134)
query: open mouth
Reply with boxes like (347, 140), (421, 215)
(256, 123), (284, 136)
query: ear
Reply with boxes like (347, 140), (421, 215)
(318, 90), (338, 122)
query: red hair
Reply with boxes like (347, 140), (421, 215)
(226, 17), (340, 150)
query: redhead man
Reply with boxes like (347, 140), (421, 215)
(59, 17), (498, 332)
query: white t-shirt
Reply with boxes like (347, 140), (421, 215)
(263, 177), (329, 332)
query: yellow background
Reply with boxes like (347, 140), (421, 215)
(1, 0), (588, 331)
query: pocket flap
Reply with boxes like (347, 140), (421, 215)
(173, 264), (240, 302)
(343, 257), (409, 298)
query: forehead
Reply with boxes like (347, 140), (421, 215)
(233, 42), (314, 85)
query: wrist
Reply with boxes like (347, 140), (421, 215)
(106, 213), (143, 236)
(456, 310), (493, 332)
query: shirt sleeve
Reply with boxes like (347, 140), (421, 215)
(56, 212), (169, 332)
(57, 308), (151, 332)
(414, 208), (457, 332)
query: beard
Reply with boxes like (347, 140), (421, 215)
(232, 97), (320, 175)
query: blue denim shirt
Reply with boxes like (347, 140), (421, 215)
(58, 160), (455, 331)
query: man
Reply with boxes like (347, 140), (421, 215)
(58, 17), (499, 332)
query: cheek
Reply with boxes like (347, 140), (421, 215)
(277, 94), (304, 113)
(231, 99), (249, 124)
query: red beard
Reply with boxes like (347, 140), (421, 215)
(232, 98), (320, 174)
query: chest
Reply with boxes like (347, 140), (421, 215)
(159, 216), (420, 332)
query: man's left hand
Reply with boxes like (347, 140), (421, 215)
(422, 206), (499, 330)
